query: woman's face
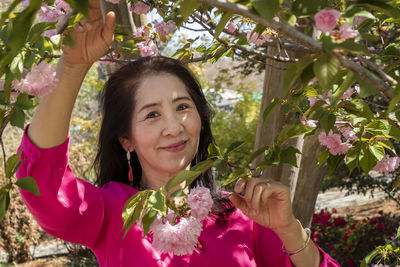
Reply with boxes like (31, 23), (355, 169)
(123, 73), (202, 189)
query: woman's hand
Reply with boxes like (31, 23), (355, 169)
(229, 178), (297, 231)
(61, 0), (115, 66)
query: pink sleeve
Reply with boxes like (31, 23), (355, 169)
(253, 222), (341, 266)
(16, 126), (105, 249)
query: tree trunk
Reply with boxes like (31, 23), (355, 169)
(253, 46), (326, 226)
(292, 135), (327, 227)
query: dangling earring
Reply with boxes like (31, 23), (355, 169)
(126, 147), (133, 184)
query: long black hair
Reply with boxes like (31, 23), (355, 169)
(93, 56), (233, 219)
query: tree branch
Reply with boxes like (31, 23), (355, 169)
(194, 0), (394, 99)
(191, 15), (295, 63)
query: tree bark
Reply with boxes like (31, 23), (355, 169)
(292, 135), (327, 227)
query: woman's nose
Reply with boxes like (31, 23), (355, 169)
(162, 114), (184, 136)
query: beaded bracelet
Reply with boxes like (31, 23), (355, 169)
(282, 227), (311, 256)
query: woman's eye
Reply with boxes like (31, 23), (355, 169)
(177, 103), (189, 111)
(146, 111), (159, 119)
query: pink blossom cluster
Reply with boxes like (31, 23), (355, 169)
(187, 186), (213, 219)
(246, 31), (271, 46)
(300, 116), (317, 128)
(22, 0), (71, 37)
(129, 2), (151, 14)
(314, 9), (359, 40)
(226, 22), (236, 33)
(137, 41), (157, 57)
(318, 131), (351, 155)
(315, 9), (341, 33)
(373, 155), (400, 173)
(155, 20), (176, 36)
(12, 61), (58, 97)
(339, 126), (358, 141)
(150, 214), (203, 255)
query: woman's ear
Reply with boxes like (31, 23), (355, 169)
(118, 137), (134, 152)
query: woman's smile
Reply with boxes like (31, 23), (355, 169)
(160, 139), (188, 152)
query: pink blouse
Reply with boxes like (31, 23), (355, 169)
(16, 128), (340, 266)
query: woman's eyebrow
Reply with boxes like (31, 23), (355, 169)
(173, 96), (192, 102)
(138, 102), (161, 113)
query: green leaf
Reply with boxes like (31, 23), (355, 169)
(0, 190), (10, 223)
(356, 0), (400, 18)
(260, 146), (281, 166)
(291, 0), (325, 16)
(327, 155), (343, 175)
(356, 76), (379, 98)
(226, 141), (245, 155)
(10, 109), (25, 129)
(361, 248), (379, 266)
(283, 55), (314, 95)
(207, 143), (222, 158)
(148, 190), (166, 215)
(395, 226), (400, 239)
(313, 54), (340, 91)
(141, 208), (157, 237)
(63, 31), (75, 49)
(331, 72), (356, 107)
(16, 93), (35, 110)
(15, 176), (41, 196)
(213, 158), (228, 174)
(6, 153), (21, 179)
(214, 12), (232, 38)
(319, 111), (336, 135)
(180, 0), (201, 22)
(10, 52), (24, 80)
(165, 170), (201, 193)
(339, 100), (374, 119)
(263, 98), (279, 124)
(170, 188), (186, 198)
(64, 0), (89, 17)
(335, 41), (370, 54)
(388, 85), (400, 113)
(222, 168), (252, 186)
(318, 150), (329, 166)
(280, 146), (301, 167)
(346, 143), (361, 172)
(248, 145), (268, 164)
(392, 178), (400, 191)
(122, 190), (152, 237)
(303, 87), (318, 97)
(276, 123), (314, 145)
(369, 143), (385, 162)
(28, 22), (56, 41)
(190, 159), (214, 173)
(252, 0), (281, 21)
(359, 145), (378, 173)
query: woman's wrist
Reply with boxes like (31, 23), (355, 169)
(274, 219), (309, 253)
(59, 56), (93, 74)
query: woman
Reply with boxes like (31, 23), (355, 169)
(17, 0), (340, 266)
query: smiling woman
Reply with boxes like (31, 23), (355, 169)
(15, 1), (340, 266)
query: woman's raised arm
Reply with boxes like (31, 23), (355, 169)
(28, 0), (115, 148)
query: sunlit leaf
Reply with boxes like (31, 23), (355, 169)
(15, 176), (41, 196)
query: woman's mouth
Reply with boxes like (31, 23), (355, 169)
(161, 140), (187, 152)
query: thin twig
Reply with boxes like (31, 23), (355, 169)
(357, 55), (398, 87)
(192, 15), (295, 62)
(0, 137), (6, 175)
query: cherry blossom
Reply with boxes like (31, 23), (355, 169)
(187, 186), (213, 219)
(21, 0), (30, 8)
(129, 2), (151, 15)
(373, 155), (400, 173)
(246, 31), (270, 46)
(318, 131), (352, 155)
(55, 0), (71, 12)
(339, 126), (358, 141)
(300, 116), (317, 128)
(105, 0), (120, 4)
(138, 41), (157, 57)
(353, 16), (367, 27)
(339, 23), (359, 40)
(314, 9), (341, 33)
(12, 61), (58, 97)
(150, 214), (203, 255)
(39, 4), (64, 23)
(226, 22), (236, 33)
(44, 30), (57, 38)
(155, 21), (176, 36)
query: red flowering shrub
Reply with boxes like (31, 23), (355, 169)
(312, 209), (400, 266)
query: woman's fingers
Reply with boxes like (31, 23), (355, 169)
(102, 11), (116, 45)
